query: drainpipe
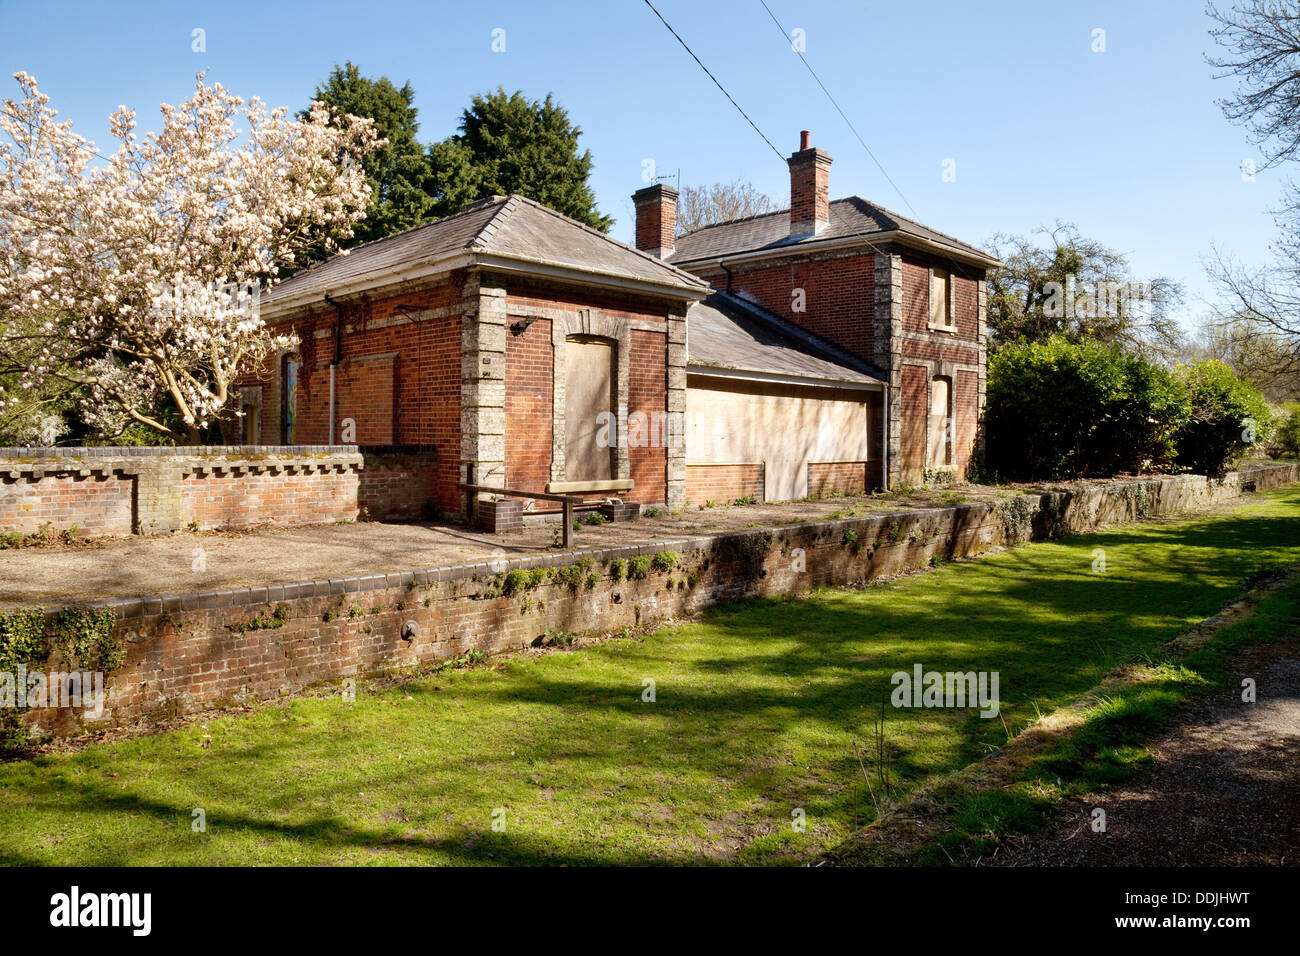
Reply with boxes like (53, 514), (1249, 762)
(720, 261), (733, 294)
(324, 294), (344, 445)
(881, 385), (890, 492)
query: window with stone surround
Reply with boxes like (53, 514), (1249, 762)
(929, 266), (955, 331)
(563, 335), (616, 481)
(927, 375), (953, 468)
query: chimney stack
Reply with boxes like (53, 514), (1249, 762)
(788, 130), (832, 236)
(632, 183), (678, 259)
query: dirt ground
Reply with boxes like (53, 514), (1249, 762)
(0, 482), (1006, 608)
(0, 474), (1225, 609)
(991, 638), (1300, 867)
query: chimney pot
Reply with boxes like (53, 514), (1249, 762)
(788, 134), (832, 236)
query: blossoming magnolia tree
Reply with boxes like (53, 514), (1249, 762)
(0, 72), (382, 442)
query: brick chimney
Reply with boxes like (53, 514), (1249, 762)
(632, 183), (678, 258)
(788, 130), (832, 236)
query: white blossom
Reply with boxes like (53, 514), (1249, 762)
(0, 72), (380, 439)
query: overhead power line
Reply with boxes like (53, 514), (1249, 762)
(758, 0), (918, 218)
(642, 0), (785, 163)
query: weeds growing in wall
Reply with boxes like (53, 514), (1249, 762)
(996, 495), (1037, 544)
(0, 605), (120, 748)
(719, 531), (773, 579)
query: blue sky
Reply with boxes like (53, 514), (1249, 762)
(0, 0), (1282, 330)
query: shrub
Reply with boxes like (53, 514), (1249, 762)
(985, 336), (1187, 480)
(1173, 360), (1272, 476)
(628, 556), (651, 580)
(1271, 402), (1300, 458)
(608, 558), (627, 581)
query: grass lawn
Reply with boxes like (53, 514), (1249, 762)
(3, 487), (1300, 866)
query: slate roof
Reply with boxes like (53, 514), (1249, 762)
(687, 290), (885, 386)
(670, 196), (997, 267)
(264, 194), (708, 307)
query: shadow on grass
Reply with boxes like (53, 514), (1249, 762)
(4, 489), (1300, 866)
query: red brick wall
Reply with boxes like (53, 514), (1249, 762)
(181, 470), (359, 529)
(337, 354), (396, 445)
(901, 257), (981, 339)
(505, 284), (672, 507)
(808, 461), (881, 497)
(268, 278), (464, 512)
(358, 450), (439, 520)
(898, 254), (983, 481)
(686, 463), (764, 504)
(696, 252), (875, 361)
(628, 328), (667, 505)
(0, 473), (134, 536)
(505, 317), (554, 494)
(506, 285), (670, 325)
(900, 364), (928, 484)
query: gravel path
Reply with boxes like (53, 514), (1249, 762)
(992, 639), (1300, 866)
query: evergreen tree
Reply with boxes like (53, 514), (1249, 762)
(428, 88), (611, 230)
(304, 62), (434, 251)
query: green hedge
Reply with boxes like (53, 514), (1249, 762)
(985, 338), (1270, 480)
(1174, 360), (1273, 476)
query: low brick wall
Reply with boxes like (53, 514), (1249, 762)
(0, 444), (437, 535)
(0, 470), (135, 536)
(14, 463), (1299, 738)
(356, 446), (438, 521)
(808, 460), (883, 497)
(686, 462), (765, 504)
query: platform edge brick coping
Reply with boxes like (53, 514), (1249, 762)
(11, 463), (1299, 739)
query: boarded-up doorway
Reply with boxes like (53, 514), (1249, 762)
(565, 337), (615, 481)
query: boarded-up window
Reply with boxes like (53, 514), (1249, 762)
(338, 353), (397, 445)
(565, 337), (615, 481)
(930, 267), (952, 329)
(927, 376), (952, 467)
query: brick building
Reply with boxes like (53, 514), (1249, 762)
(244, 131), (997, 517)
(652, 130), (999, 494)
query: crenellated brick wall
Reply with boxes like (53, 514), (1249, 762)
(0, 445), (438, 536)
(0, 469), (135, 536)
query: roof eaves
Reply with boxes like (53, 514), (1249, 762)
(686, 364), (883, 391)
